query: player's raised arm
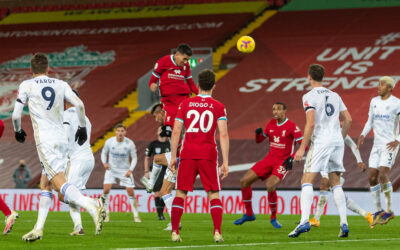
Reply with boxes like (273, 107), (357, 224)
(148, 59), (164, 92)
(12, 82), (28, 143)
(358, 100), (373, 149)
(218, 117), (229, 180)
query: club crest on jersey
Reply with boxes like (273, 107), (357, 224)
(155, 148), (161, 154)
(282, 130), (286, 137)
(0, 45), (115, 120)
(273, 136), (280, 143)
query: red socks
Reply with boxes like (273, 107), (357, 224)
(0, 197), (11, 217)
(210, 199), (223, 234)
(268, 190), (278, 220)
(171, 197), (184, 234)
(241, 186), (253, 216)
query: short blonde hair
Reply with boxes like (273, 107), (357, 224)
(380, 76), (395, 89)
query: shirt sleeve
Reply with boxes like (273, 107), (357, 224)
(175, 103), (185, 123)
(217, 104), (227, 121)
(129, 141), (138, 171)
(148, 58), (166, 87)
(361, 99), (374, 137)
(101, 140), (109, 164)
(145, 142), (154, 157)
(338, 96), (347, 112)
(302, 94), (316, 113)
(292, 123), (304, 143)
(64, 82), (86, 127)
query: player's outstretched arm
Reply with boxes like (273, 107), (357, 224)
(218, 119), (229, 180)
(294, 109), (315, 162)
(340, 109), (352, 139)
(12, 99), (27, 143)
(170, 119), (183, 172)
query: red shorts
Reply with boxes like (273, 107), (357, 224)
(176, 159), (220, 192)
(251, 155), (288, 181)
(161, 95), (189, 127)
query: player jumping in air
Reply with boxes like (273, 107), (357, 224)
(234, 103), (303, 229)
(289, 64), (352, 238)
(357, 76), (399, 227)
(12, 53), (105, 241)
(169, 69), (229, 243)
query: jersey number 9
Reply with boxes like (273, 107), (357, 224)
(41, 87), (55, 110)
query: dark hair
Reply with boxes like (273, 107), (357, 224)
(115, 123), (126, 130)
(308, 64), (325, 82)
(151, 103), (162, 115)
(198, 69), (215, 91)
(176, 44), (192, 56)
(274, 102), (287, 110)
(30, 53), (49, 74)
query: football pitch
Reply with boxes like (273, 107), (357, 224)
(2, 212), (400, 249)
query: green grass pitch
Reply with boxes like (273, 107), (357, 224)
(1, 211), (399, 249)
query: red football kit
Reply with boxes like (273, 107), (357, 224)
(252, 118), (303, 180)
(174, 94), (227, 192)
(149, 54), (199, 127)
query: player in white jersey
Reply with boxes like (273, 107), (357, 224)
(309, 135), (373, 227)
(357, 76), (400, 226)
(12, 53), (105, 241)
(101, 124), (140, 222)
(289, 64), (352, 238)
(22, 90), (96, 238)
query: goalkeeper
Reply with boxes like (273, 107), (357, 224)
(234, 102), (305, 228)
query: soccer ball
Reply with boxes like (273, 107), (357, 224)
(237, 36), (255, 53)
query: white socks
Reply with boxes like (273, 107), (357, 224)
(300, 183), (313, 225)
(34, 191), (53, 231)
(162, 193), (174, 219)
(69, 203), (82, 231)
(104, 193), (110, 214)
(382, 182), (393, 212)
(149, 163), (162, 188)
(370, 184), (382, 212)
(61, 183), (96, 218)
(332, 185), (348, 226)
(346, 195), (367, 217)
(129, 196), (139, 217)
(314, 191), (328, 221)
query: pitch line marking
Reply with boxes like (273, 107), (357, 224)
(115, 238), (400, 250)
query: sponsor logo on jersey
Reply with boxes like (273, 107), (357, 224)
(155, 147), (161, 154)
(0, 45), (115, 120)
(174, 69), (181, 74)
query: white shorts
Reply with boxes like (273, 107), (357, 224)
(304, 143), (345, 174)
(66, 156), (94, 190)
(369, 146), (399, 169)
(37, 141), (68, 180)
(104, 170), (135, 188)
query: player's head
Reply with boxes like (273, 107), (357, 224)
(174, 44), (192, 67)
(308, 64), (325, 83)
(151, 103), (165, 124)
(198, 69), (215, 92)
(115, 123), (127, 140)
(65, 89), (79, 109)
(272, 102), (287, 122)
(30, 53), (49, 75)
(378, 76), (395, 97)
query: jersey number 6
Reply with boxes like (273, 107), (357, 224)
(41, 87), (55, 110)
(325, 96), (335, 117)
(186, 110), (213, 133)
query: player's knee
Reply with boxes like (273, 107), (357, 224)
(369, 174), (378, 185)
(240, 177), (249, 188)
(266, 185), (275, 193)
(154, 155), (163, 165)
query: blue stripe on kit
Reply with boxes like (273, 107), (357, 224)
(163, 193), (173, 200)
(370, 184), (381, 192)
(41, 191), (53, 200)
(61, 183), (71, 196)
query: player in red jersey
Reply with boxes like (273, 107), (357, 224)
(0, 119), (19, 235)
(149, 43), (199, 131)
(169, 69), (229, 243)
(234, 103), (303, 228)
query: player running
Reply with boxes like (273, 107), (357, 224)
(144, 126), (170, 220)
(169, 69), (229, 243)
(289, 64), (352, 238)
(357, 76), (400, 227)
(101, 124), (140, 223)
(309, 135), (373, 227)
(0, 118), (19, 235)
(234, 102), (303, 228)
(12, 53), (105, 241)
(22, 91), (95, 239)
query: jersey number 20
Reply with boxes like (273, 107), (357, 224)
(187, 110), (213, 133)
(41, 87), (55, 110)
